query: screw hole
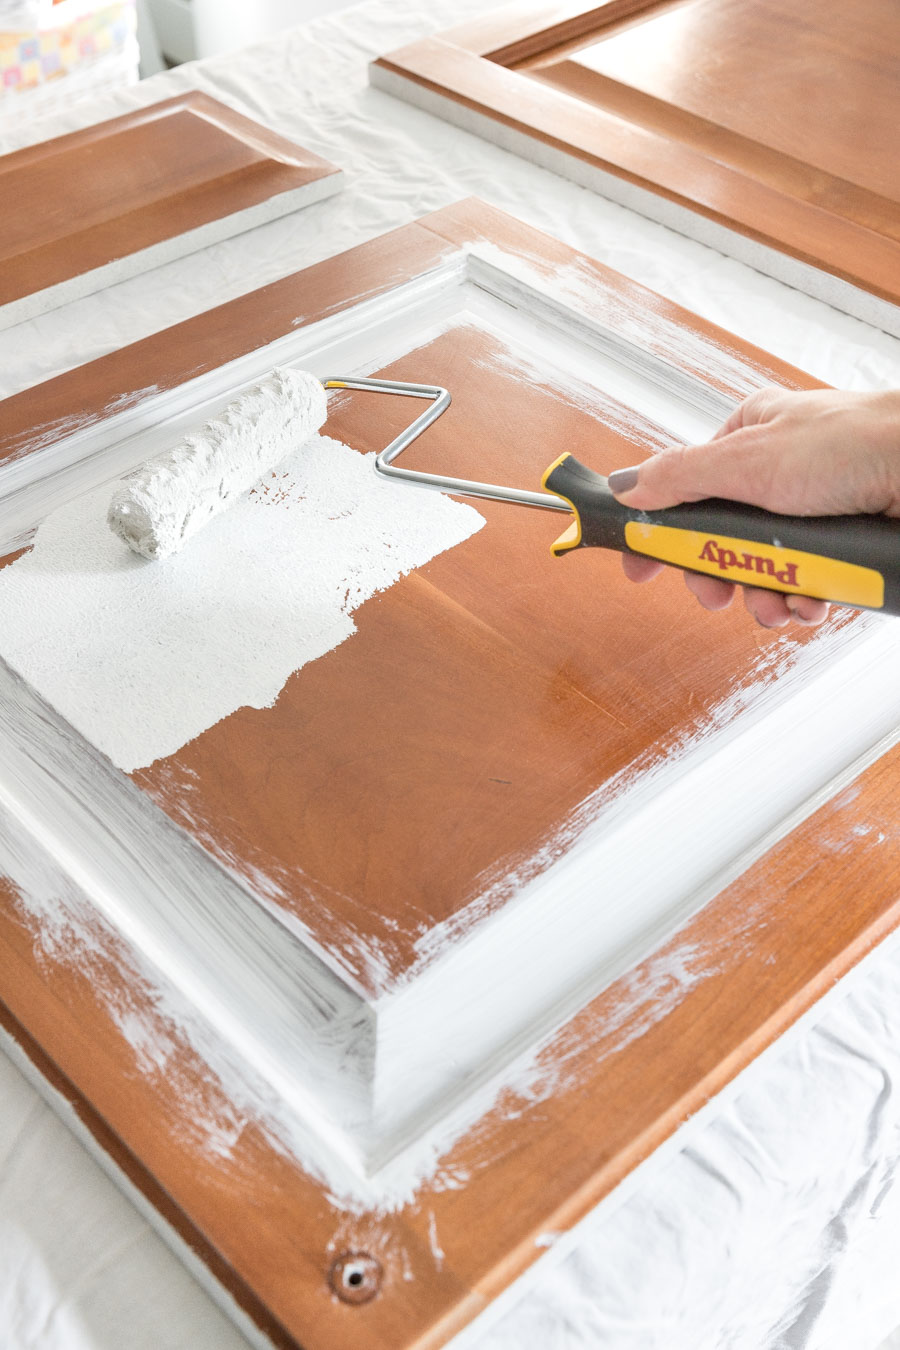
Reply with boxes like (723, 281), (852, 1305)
(329, 1251), (382, 1305)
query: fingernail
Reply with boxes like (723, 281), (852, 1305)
(608, 467), (639, 494)
(785, 595), (824, 626)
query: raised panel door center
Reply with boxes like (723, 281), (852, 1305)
(525, 0), (898, 203)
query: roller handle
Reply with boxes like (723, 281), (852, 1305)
(543, 453), (900, 615)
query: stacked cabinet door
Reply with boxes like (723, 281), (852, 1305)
(373, 2), (900, 333)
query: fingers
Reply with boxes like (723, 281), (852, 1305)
(786, 594), (830, 625)
(683, 570), (735, 610)
(740, 587), (829, 628)
(607, 428), (781, 512)
(711, 386), (784, 441)
(742, 587), (792, 628)
(620, 553), (830, 627)
(607, 386), (836, 515)
(608, 386), (900, 518)
(621, 553), (664, 583)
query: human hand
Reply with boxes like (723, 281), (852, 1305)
(608, 388), (900, 627)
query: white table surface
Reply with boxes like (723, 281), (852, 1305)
(2, 3), (900, 1348)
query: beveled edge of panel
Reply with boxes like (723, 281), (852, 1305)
(1, 200), (898, 1350)
(0, 90), (344, 314)
(371, 22), (900, 317)
(0, 89), (338, 179)
(443, 0), (659, 63)
(0, 173), (345, 330)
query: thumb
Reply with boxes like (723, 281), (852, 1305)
(608, 428), (782, 512)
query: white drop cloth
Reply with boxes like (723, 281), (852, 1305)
(1, 2), (900, 1348)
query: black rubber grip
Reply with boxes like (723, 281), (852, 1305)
(543, 454), (900, 615)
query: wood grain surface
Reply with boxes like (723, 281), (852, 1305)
(0, 90), (342, 313)
(0, 200), (898, 1350)
(374, 0), (900, 315)
(133, 315), (819, 990)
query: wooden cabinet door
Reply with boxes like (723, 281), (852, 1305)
(1, 199), (899, 1350)
(373, 2), (900, 335)
(0, 91), (343, 330)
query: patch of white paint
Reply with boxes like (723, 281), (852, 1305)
(0, 433), (483, 771)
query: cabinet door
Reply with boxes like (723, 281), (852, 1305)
(1, 198), (899, 1350)
(0, 90), (343, 330)
(374, 1), (900, 334)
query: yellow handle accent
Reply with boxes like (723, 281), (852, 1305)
(624, 521), (885, 608)
(551, 518), (581, 554)
(542, 453), (582, 554)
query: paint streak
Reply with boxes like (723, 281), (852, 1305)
(3, 385), (162, 463)
(466, 242), (807, 404)
(427, 1210), (445, 1269)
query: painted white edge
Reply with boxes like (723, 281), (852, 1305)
(0, 170), (344, 333)
(369, 63), (900, 340)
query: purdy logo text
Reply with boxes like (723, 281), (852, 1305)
(698, 539), (799, 587)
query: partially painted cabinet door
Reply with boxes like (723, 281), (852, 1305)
(1, 198), (899, 1350)
(373, 1), (900, 334)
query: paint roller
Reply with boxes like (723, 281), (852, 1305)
(108, 368), (900, 615)
(108, 368), (327, 560)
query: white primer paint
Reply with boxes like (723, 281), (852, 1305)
(3, 488), (900, 1203)
(107, 367), (327, 559)
(0, 433), (483, 770)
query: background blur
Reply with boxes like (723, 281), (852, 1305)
(0, 0), (357, 122)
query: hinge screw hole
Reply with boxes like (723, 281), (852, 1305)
(329, 1251), (383, 1305)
